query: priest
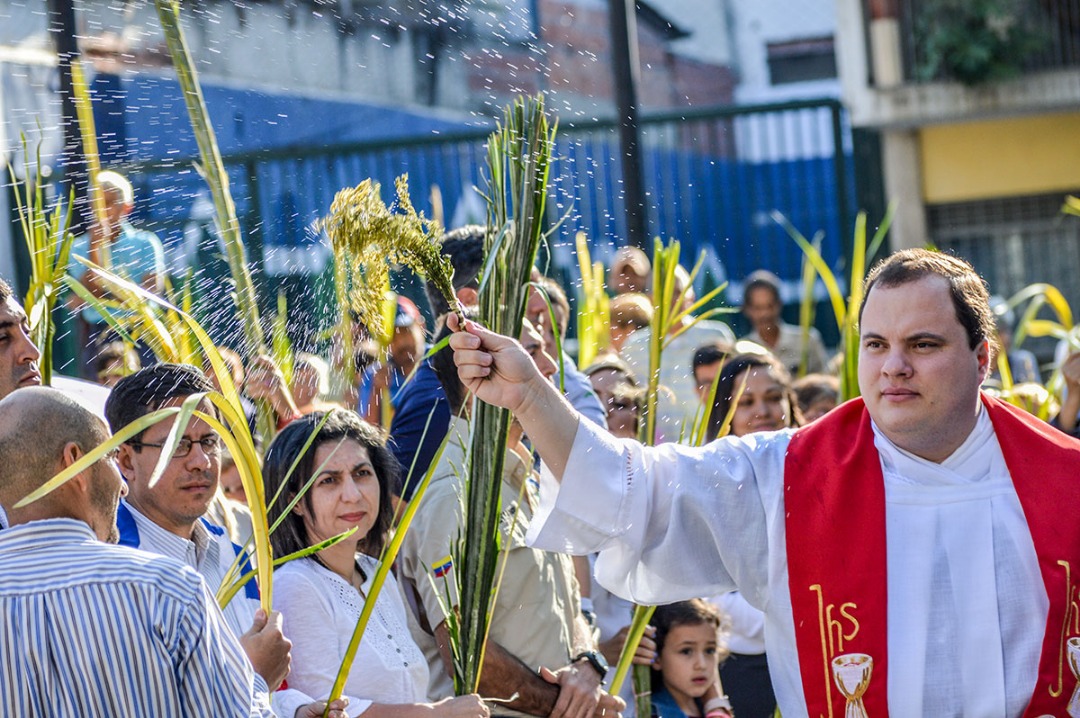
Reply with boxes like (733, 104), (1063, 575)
(447, 249), (1080, 717)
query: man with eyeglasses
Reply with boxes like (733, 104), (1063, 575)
(105, 363), (346, 718)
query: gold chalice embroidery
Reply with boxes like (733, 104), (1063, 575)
(831, 653), (873, 718)
(1067, 636), (1080, 718)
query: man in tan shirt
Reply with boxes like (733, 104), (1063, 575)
(400, 320), (621, 718)
(739, 269), (829, 375)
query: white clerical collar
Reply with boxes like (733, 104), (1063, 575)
(871, 403), (1002, 487)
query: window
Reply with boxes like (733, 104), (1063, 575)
(767, 36), (837, 85)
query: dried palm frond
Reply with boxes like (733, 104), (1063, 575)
(63, 259), (276, 612)
(323, 175), (460, 335)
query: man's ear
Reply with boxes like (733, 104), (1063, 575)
(61, 442), (92, 497)
(977, 340), (992, 381)
(456, 287), (478, 308)
(117, 443), (139, 482)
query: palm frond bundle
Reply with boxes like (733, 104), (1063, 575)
(451, 94), (555, 695)
(8, 142), (75, 386)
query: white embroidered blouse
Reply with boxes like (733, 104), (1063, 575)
(274, 555), (429, 717)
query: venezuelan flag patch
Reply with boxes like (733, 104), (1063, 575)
(433, 555), (453, 578)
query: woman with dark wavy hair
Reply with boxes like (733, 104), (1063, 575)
(705, 352), (803, 443)
(266, 410), (488, 718)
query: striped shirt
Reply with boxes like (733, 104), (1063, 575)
(118, 501), (313, 718)
(0, 518), (264, 717)
(118, 500), (260, 638)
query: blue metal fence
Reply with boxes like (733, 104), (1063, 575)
(126, 98), (855, 347)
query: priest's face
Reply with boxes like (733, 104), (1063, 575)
(858, 275), (989, 463)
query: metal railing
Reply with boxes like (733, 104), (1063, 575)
(125, 98), (856, 347)
(876, 0), (1080, 84)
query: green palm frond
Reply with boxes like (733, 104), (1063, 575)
(453, 94), (555, 695)
(155, 0), (264, 356)
(575, 232), (610, 369)
(774, 202), (895, 400)
(8, 138), (75, 386)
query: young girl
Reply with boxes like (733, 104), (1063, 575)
(650, 600), (732, 718)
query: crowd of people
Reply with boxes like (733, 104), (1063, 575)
(3, 171), (1080, 717)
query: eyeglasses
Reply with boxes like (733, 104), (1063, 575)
(129, 436), (222, 458)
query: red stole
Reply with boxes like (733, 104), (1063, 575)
(784, 394), (1080, 717)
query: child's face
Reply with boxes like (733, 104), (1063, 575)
(655, 622), (720, 703)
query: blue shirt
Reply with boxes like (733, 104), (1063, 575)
(388, 359), (451, 500)
(651, 686), (702, 718)
(69, 220), (165, 324)
(0, 518), (264, 717)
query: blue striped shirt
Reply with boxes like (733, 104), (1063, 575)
(118, 501), (313, 717)
(0, 519), (266, 717)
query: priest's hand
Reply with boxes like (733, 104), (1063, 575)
(446, 315), (581, 481)
(447, 314), (548, 416)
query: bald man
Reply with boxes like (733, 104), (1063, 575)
(0, 387), (271, 716)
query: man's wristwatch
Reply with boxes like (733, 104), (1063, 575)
(572, 650), (609, 681)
